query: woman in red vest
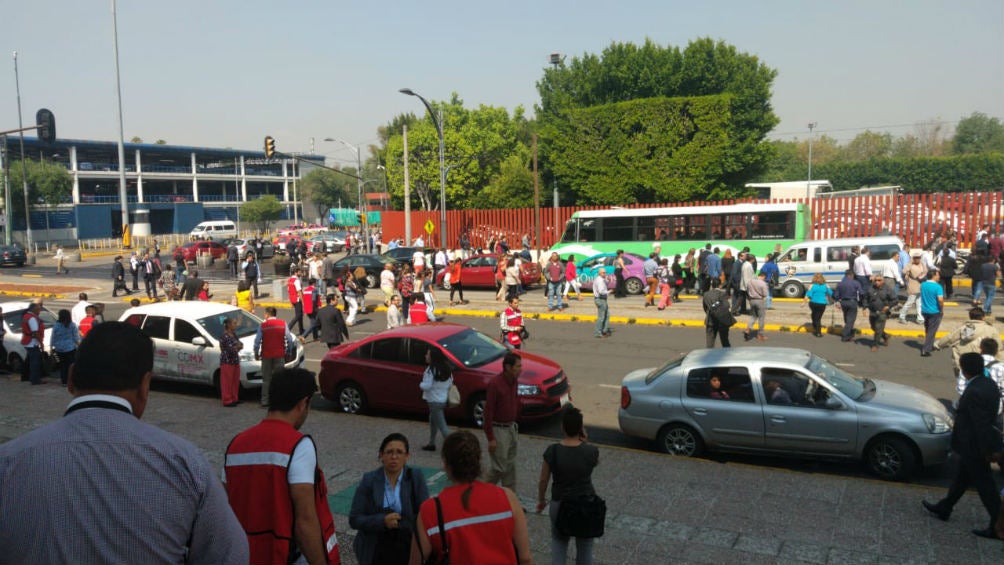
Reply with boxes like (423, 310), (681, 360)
(411, 431), (531, 565)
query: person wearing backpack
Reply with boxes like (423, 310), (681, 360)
(702, 278), (733, 348)
(936, 307), (1002, 377)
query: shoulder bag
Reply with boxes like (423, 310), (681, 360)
(415, 496), (450, 565)
(447, 382), (461, 408)
(553, 446), (606, 538)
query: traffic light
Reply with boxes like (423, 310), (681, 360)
(264, 136), (275, 159)
(36, 108), (56, 143)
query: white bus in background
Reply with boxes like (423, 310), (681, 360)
(745, 180), (833, 200)
(814, 185), (903, 199)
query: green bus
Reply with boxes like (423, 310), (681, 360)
(549, 202), (811, 260)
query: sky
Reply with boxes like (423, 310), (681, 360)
(1, 0), (1001, 167)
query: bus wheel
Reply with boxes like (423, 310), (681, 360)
(780, 280), (805, 299)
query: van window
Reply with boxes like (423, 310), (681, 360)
(827, 245), (854, 262)
(869, 244), (900, 261)
(812, 248), (821, 262)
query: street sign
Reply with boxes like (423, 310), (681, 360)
(424, 219), (435, 235)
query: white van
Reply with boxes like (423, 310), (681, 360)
(774, 236), (905, 298)
(189, 221), (237, 240)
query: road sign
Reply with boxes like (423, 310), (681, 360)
(424, 219), (435, 235)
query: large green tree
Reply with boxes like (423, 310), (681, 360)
(299, 167), (358, 220)
(953, 112), (1004, 155)
(537, 38), (779, 202)
(7, 159), (73, 210)
(240, 195), (282, 233)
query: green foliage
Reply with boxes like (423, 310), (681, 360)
(474, 155), (534, 208)
(240, 195), (283, 233)
(953, 112), (1004, 155)
(536, 37), (779, 203)
(299, 168), (358, 221)
(812, 153), (1004, 193)
(7, 160), (73, 212)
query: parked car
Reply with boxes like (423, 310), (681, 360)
(382, 246), (436, 265)
(306, 232), (345, 254)
(173, 241), (228, 263)
(576, 252), (648, 295)
(618, 347), (952, 481)
(220, 238), (274, 259)
(435, 254), (541, 289)
(0, 245), (27, 267)
(119, 302), (304, 389)
(272, 235), (303, 254)
(331, 254), (400, 288)
(1, 301), (56, 374)
(318, 323), (570, 425)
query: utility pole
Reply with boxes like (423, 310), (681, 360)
(0, 135), (10, 245)
(13, 51), (32, 256)
(533, 134), (540, 259)
(807, 122), (817, 201)
(403, 124), (411, 244)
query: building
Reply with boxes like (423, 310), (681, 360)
(0, 136), (321, 240)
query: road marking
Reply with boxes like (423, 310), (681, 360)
(597, 384), (621, 390)
(835, 363), (855, 367)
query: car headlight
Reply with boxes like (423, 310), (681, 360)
(517, 384), (540, 396)
(922, 413), (951, 434)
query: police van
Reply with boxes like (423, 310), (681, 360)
(773, 236), (905, 298)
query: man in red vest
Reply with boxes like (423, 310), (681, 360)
(21, 299), (45, 384)
(301, 278), (320, 342)
(224, 368), (341, 565)
(254, 306), (295, 408)
(78, 305), (97, 338)
(288, 267), (305, 335)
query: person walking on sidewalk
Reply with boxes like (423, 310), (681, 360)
(287, 267), (305, 334)
(253, 306), (295, 408)
(21, 300), (45, 385)
(142, 252), (160, 301)
(563, 255), (583, 301)
(744, 271), (770, 341)
(546, 252), (565, 312)
(420, 348), (453, 452)
(218, 317), (242, 407)
(484, 352), (522, 490)
(593, 268), (611, 338)
(657, 258), (673, 310)
(612, 250), (627, 298)
(316, 293), (349, 349)
(501, 297), (525, 350)
(111, 255), (132, 297)
(920, 270), (945, 357)
(853, 246), (873, 293)
(129, 252), (141, 291)
(448, 257), (466, 306)
(702, 279), (733, 348)
(802, 273), (833, 338)
(643, 252), (659, 308)
(865, 275), (897, 351)
(54, 245), (68, 275)
(833, 270), (863, 343)
(900, 251), (928, 324)
(923, 352), (1003, 540)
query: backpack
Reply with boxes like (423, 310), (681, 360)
(708, 292), (736, 326)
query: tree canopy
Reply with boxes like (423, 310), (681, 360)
(240, 195), (282, 233)
(7, 159), (73, 211)
(299, 167), (358, 220)
(953, 112), (1004, 155)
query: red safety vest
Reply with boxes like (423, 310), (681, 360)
(225, 420), (340, 565)
(287, 276), (300, 304)
(20, 311), (43, 346)
(409, 302), (429, 324)
(503, 307), (522, 346)
(78, 316), (95, 338)
(420, 482), (515, 565)
(259, 318), (287, 359)
(303, 285), (316, 315)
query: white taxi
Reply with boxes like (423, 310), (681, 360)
(119, 302), (304, 390)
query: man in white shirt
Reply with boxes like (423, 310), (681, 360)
(434, 248), (448, 278)
(853, 247), (873, 292)
(593, 268), (611, 338)
(71, 293), (92, 325)
(882, 251), (904, 294)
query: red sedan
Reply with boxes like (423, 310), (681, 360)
(435, 254), (541, 289)
(173, 241), (227, 262)
(318, 323), (570, 425)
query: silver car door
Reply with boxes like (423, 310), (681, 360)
(759, 367), (858, 456)
(682, 366), (764, 449)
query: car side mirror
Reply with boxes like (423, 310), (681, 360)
(191, 337), (207, 346)
(825, 397), (844, 410)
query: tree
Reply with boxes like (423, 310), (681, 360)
(155, 139), (167, 145)
(841, 131), (893, 161)
(536, 38), (779, 202)
(299, 168), (358, 221)
(953, 112), (1004, 154)
(7, 159), (73, 209)
(130, 136), (142, 143)
(240, 195), (282, 234)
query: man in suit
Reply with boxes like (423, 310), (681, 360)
(316, 294), (349, 349)
(923, 352), (1003, 540)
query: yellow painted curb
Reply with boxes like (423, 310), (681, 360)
(0, 290), (65, 299)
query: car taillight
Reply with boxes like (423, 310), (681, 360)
(620, 386), (631, 409)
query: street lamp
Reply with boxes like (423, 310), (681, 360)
(323, 137), (368, 252)
(807, 122), (817, 200)
(399, 88), (447, 250)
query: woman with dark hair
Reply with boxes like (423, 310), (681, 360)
(50, 309), (80, 386)
(419, 348), (453, 452)
(218, 317), (242, 407)
(234, 279), (255, 312)
(536, 406), (600, 565)
(411, 430), (531, 565)
(802, 273), (833, 338)
(612, 249), (627, 298)
(670, 254), (684, 302)
(350, 433), (429, 565)
(397, 263), (415, 323)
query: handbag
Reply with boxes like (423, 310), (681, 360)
(552, 447), (606, 538)
(447, 384), (461, 408)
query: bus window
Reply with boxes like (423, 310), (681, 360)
(561, 220), (576, 243)
(750, 212), (794, 239)
(579, 219), (597, 242)
(601, 217), (633, 241)
(637, 217), (656, 241)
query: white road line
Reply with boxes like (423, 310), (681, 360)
(835, 363), (855, 367)
(597, 384), (621, 389)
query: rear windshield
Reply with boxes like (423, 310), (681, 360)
(646, 354), (685, 385)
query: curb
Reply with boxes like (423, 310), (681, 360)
(0, 290), (67, 299)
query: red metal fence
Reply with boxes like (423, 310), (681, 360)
(380, 192), (1003, 251)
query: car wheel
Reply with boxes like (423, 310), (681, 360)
(780, 280), (805, 299)
(468, 392), (487, 428)
(656, 424), (704, 457)
(336, 381), (367, 414)
(865, 435), (917, 481)
(7, 353), (24, 375)
(625, 277), (644, 295)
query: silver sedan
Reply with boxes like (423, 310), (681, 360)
(618, 347), (952, 481)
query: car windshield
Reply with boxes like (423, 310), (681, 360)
(806, 354), (865, 400)
(438, 328), (507, 368)
(196, 309), (261, 340)
(646, 354), (685, 385)
(4, 307), (57, 329)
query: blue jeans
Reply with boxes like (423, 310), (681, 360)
(549, 501), (594, 565)
(27, 347), (43, 384)
(427, 401), (450, 446)
(547, 281), (562, 310)
(981, 283), (996, 313)
(594, 298), (609, 336)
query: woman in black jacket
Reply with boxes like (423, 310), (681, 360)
(938, 246), (957, 300)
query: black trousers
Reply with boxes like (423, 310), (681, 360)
(450, 281), (465, 302)
(840, 301), (857, 340)
(809, 303), (826, 335)
(246, 276), (259, 298)
(288, 302), (304, 334)
(937, 453), (1002, 529)
(705, 323), (731, 348)
(614, 267), (627, 297)
(869, 313), (888, 346)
